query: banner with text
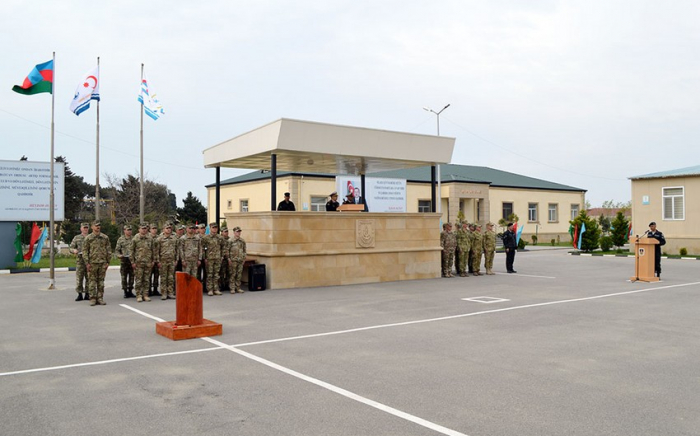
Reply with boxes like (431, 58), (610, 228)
(336, 176), (406, 212)
(0, 160), (65, 221)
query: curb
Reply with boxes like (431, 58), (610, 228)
(0, 265), (121, 275)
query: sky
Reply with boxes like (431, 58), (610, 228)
(2, 0), (698, 211)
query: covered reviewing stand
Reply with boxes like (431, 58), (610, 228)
(203, 118), (455, 290)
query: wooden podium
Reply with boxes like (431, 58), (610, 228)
(338, 204), (365, 212)
(629, 237), (660, 282)
(156, 272), (223, 340)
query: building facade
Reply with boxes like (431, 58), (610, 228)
(208, 164), (586, 243)
(630, 165), (700, 255)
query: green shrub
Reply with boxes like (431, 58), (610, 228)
(600, 235), (613, 252)
(531, 235), (538, 245)
(680, 247), (688, 256)
(518, 238), (528, 249)
(550, 238), (556, 246)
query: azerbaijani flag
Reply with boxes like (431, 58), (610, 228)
(31, 226), (49, 264)
(577, 222), (586, 250)
(12, 60), (54, 95)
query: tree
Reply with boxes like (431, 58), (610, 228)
(105, 173), (176, 225)
(56, 156), (94, 222)
(610, 210), (630, 248)
(598, 214), (611, 233)
(570, 210), (601, 252)
(177, 191), (207, 225)
(601, 199), (631, 209)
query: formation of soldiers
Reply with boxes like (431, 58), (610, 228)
(440, 221), (497, 278)
(70, 221), (247, 305)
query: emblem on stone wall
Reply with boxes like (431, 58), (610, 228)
(356, 219), (375, 248)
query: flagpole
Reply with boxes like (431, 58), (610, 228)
(139, 63), (145, 224)
(95, 56), (101, 221)
(48, 51), (56, 290)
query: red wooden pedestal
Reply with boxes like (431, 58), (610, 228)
(156, 272), (222, 340)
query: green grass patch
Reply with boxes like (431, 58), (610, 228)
(6, 256), (121, 270)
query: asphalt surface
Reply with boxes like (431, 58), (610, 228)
(1, 250), (699, 436)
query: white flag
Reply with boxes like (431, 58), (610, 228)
(138, 74), (165, 120)
(69, 66), (100, 116)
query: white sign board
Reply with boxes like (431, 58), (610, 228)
(0, 160), (65, 221)
(336, 176), (407, 212)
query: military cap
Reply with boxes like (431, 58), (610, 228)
(233, 226), (242, 232)
(177, 224), (186, 230)
(164, 223), (172, 229)
(92, 220), (101, 226)
(284, 192), (291, 197)
(81, 222), (90, 228)
(188, 223), (197, 229)
(330, 191), (338, 197)
(123, 225), (132, 231)
(221, 227), (228, 232)
(209, 222), (218, 228)
(649, 221), (656, 226)
(197, 223), (206, 229)
(486, 222), (494, 227)
(139, 223), (149, 229)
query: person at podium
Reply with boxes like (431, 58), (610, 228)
(647, 221), (666, 278)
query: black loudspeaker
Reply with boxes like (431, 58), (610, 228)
(248, 264), (266, 291)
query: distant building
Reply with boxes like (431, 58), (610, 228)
(629, 165), (700, 254)
(207, 164), (586, 242)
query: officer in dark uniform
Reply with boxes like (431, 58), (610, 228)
(647, 221), (666, 278)
(277, 192), (296, 211)
(502, 222), (517, 273)
(326, 192), (340, 211)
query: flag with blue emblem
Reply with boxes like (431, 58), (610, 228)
(69, 66), (100, 115)
(138, 73), (164, 120)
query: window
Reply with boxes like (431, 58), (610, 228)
(240, 199), (248, 212)
(418, 200), (431, 213)
(227, 200), (232, 210)
(548, 203), (558, 222)
(571, 204), (580, 220)
(310, 196), (326, 212)
(502, 202), (513, 220)
(528, 203), (538, 222)
(662, 187), (684, 220)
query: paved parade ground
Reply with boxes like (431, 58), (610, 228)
(1, 249), (699, 436)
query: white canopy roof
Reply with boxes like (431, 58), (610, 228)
(203, 118), (455, 175)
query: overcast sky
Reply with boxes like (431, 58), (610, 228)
(2, 0), (698, 212)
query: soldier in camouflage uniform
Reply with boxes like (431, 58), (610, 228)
(69, 222), (90, 301)
(470, 224), (484, 275)
(228, 226), (247, 293)
(148, 224), (161, 297)
(157, 223), (178, 300)
(83, 221), (112, 306)
(173, 224), (185, 294)
(200, 222), (225, 296)
(483, 222), (497, 275)
(467, 223), (476, 274)
(196, 223), (207, 290)
(219, 227), (231, 292)
(440, 222), (456, 278)
(130, 223), (155, 302)
(455, 222), (472, 277)
(179, 224), (201, 278)
(115, 225), (136, 299)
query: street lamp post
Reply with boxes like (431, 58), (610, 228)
(423, 104), (450, 214)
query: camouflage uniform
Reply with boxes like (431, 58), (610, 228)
(440, 224), (457, 278)
(470, 227), (484, 275)
(219, 229), (231, 292)
(114, 228), (134, 297)
(179, 230), (201, 278)
(69, 227), (89, 299)
(455, 224), (472, 277)
(83, 224), (112, 305)
(130, 227), (155, 302)
(157, 230), (178, 299)
(200, 224), (225, 295)
(483, 224), (497, 275)
(196, 224), (207, 289)
(149, 226), (160, 296)
(228, 227), (247, 293)
(467, 225), (476, 273)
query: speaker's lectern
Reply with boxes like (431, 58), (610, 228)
(629, 237), (660, 282)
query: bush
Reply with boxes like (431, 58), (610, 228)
(600, 235), (613, 252)
(518, 238), (528, 249)
(531, 235), (538, 245)
(550, 238), (556, 246)
(680, 248), (688, 256)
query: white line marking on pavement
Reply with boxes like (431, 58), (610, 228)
(230, 281), (700, 348)
(201, 337), (470, 436)
(120, 304), (166, 322)
(494, 272), (556, 279)
(0, 346), (223, 377)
